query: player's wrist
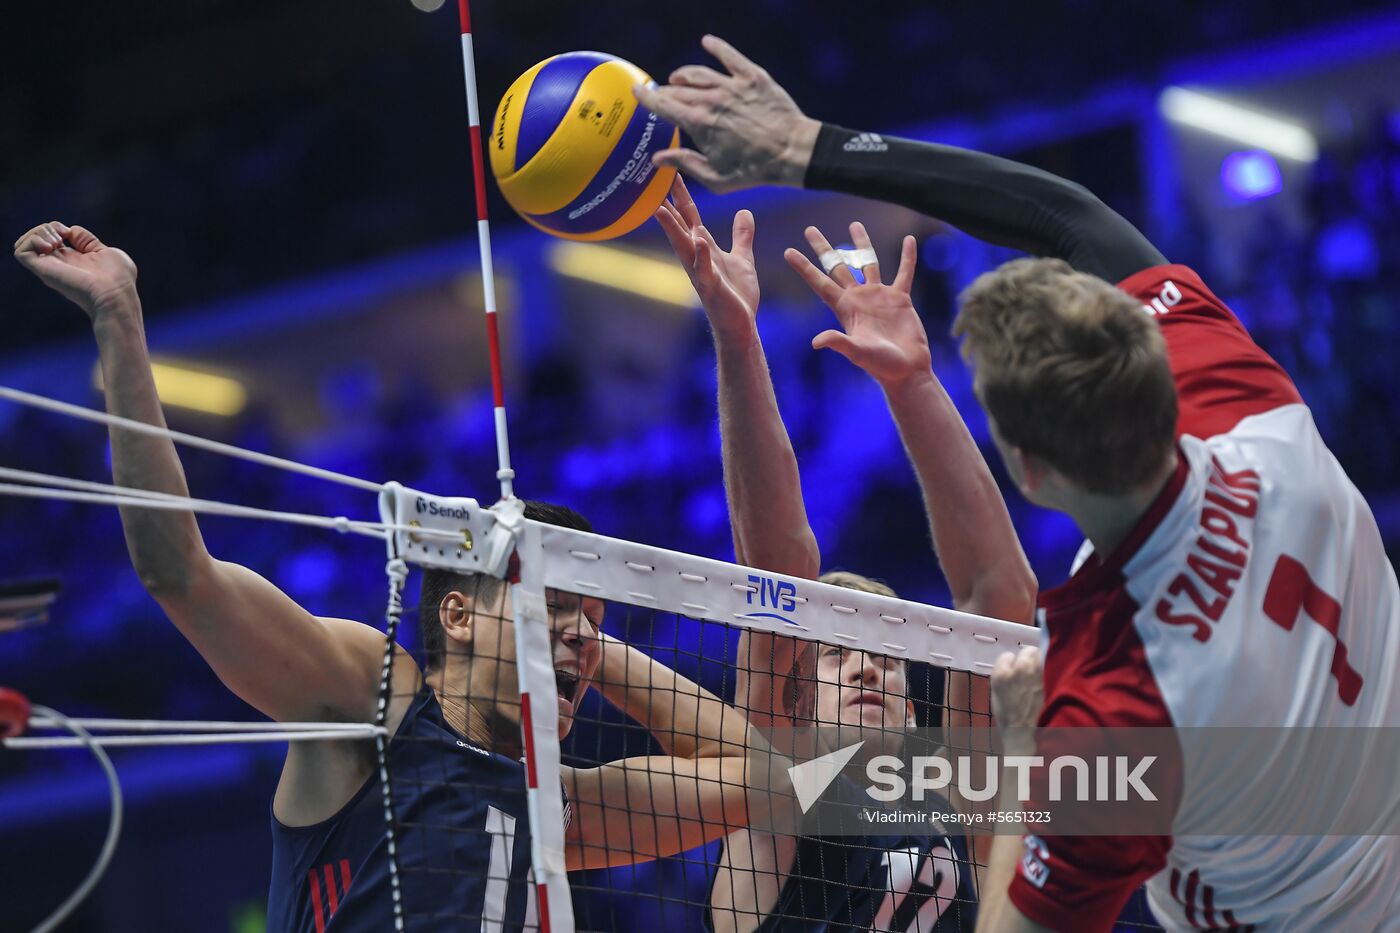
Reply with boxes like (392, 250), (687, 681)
(704, 307), (760, 348)
(88, 280), (142, 324)
(775, 116), (822, 188)
(877, 363), (937, 398)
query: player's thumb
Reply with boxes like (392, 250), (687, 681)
(811, 329), (857, 360)
(64, 225), (105, 253)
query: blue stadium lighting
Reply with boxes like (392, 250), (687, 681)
(920, 231), (962, 272)
(1221, 150), (1283, 200)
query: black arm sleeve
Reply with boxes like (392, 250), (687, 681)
(804, 123), (1166, 284)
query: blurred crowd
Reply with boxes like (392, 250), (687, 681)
(1170, 111), (1400, 491)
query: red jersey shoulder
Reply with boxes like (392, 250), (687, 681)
(1040, 586), (1175, 732)
(1117, 264), (1302, 440)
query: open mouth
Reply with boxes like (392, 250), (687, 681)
(555, 670), (580, 703)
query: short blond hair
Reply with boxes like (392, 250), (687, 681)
(815, 571), (920, 723)
(818, 570), (897, 598)
(952, 257), (1177, 494)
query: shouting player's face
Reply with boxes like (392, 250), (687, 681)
(813, 645), (915, 733)
(456, 586), (603, 739)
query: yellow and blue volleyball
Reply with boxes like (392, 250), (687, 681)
(489, 51), (680, 241)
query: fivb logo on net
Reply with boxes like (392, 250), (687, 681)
(743, 573), (799, 625)
(787, 743), (1159, 815)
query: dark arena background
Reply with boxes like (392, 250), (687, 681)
(3, 1), (1400, 930)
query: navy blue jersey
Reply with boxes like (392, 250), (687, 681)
(708, 777), (978, 932)
(268, 685), (566, 932)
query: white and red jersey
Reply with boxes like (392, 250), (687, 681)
(1007, 265), (1400, 932)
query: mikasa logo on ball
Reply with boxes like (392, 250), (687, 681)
(495, 94), (512, 150)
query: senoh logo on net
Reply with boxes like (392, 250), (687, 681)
(414, 497), (471, 520)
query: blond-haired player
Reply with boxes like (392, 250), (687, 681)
(656, 176), (1035, 931)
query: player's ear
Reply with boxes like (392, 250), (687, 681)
(986, 415), (1037, 498)
(1013, 446), (1049, 497)
(439, 590), (474, 648)
(1019, 448), (1041, 490)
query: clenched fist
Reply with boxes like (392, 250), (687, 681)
(990, 645), (1044, 756)
(14, 222), (138, 318)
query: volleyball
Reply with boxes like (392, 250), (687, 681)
(489, 51), (680, 241)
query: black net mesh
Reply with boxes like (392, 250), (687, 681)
(367, 567), (1164, 932)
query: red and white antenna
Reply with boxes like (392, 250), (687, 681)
(452, 5), (572, 932)
(456, 0), (515, 504)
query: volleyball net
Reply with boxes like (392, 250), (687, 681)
(377, 487), (1031, 931)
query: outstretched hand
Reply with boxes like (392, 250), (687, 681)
(634, 35), (821, 194)
(785, 223), (933, 388)
(655, 176), (760, 342)
(13, 222), (138, 318)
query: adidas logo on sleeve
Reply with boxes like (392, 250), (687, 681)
(842, 132), (889, 153)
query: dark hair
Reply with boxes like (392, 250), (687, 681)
(417, 500), (593, 671)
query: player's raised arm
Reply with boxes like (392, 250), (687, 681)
(644, 37), (1305, 445)
(562, 632), (785, 871)
(657, 177), (814, 932)
(656, 177), (819, 732)
(786, 225), (1036, 626)
(11, 223), (387, 725)
(636, 36), (1165, 283)
(786, 223), (1036, 765)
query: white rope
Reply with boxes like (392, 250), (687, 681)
(0, 480), (387, 539)
(0, 465), (210, 505)
(0, 476), (469, 545)
(23, 716), (383, 734)
(28, 705), (123, 933)
(7, 729), (386, 749)
(0, 384), (383, 492)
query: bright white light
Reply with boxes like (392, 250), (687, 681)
(411, 0), (446, 11)
(1160, 87), (1318, 162)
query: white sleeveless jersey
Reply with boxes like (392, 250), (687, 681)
(1006, 265), (1400, 932)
